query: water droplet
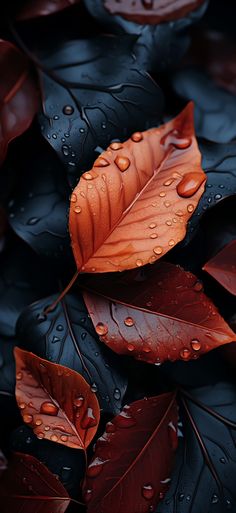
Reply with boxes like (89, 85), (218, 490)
(94, 157), (109, 167)
(166, 220), (172, 226)
(115, 155), (130, 172)
(44, 426), (50, 431)
(27, 217), (39, 225)
(177, 172), (206, 198)
(50, 434), (58, 442)
(26, 436), (32, 443)
(127, 343), (135, 351)
(153, 246), (163, 255)
(53, 115), (59, 120)
(84, 489), (92, 503)
(63, 105), (74, 115)
(186, 495), (191, 502)
(110, 142), (123, 150)
(179, 493), (185, 502)
(143, 346), (151, 353)
(226, 499), (232, 509)
(52, 133), (57, 139)
(187, 204), (195, 214)
(211, 494), (219, 504)
(136, 259), (143, 267)
(159, 191), (166, 197)
(124, 317), (135, 327)
(95, 322), (108, 336)
(61, 435), (68, 442)
(142, 484), (154, 500)
(173, 137), (191, 149)
(168, 421), (178, 450)
(115, 410), (136, 428)
(131, 132), (143, 142)
(81, 407), (97, 429)
(70, 192), (77, 203)
(220, 457), (226, 464)
(175, 209), (183, 217)
(164, 178), (175, 186)
(91, 382), (98, 393)
(168, 239), (175, 247)
(74, 396), (84, 407)
(180, 348), (191, 360)
(16, 372), (23, 380)
(150, 233), (158, 239)
(83, 172), (93, 180)
(57, 324), (64, 331)
(62, 144), (69, 156)
(35, 419), (42, 426)
(149, 223), (157, 229)
(81, 332), (87, 340)
(40, 402), (59, 416)
(79, 128), (85, 134)
(74, 206), (82, 214)
(191, 339), (201, 351)
(215, 193), (222, 200)
(114, 388), (121, 400)
(194, 281), (203, 292)
(164, 201), (171, 208)
(37, 432), (44, 439)
(23, 414), (33, 424)
(19, 402), (26, 410)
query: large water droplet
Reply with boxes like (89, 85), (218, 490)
(40, 401), (59, 416)
(142, 484), (154, 500)
(50, 434), (58, 442)
(127, 343), (135, 351)
(23, 414), (33, 424)
(177, 172), (206, 198)
(191, 339), (201, 351)
(114, 155), (130, 172)
(124, 317), (135, 327)
(110, 142), (123, 150)
(94, 157), (110, 167)
(63, 105), (74, 115)
(74, 396), (84, 408)
(153, 246), (163, 255)
(74, 206), (82, 214)
(95, 322), (108, 336)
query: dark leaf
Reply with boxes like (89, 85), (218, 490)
(38, 35), (164, 186)
(0, 40), (38, 167)
(203, 240), (236, 295)
(16, 293), (127, 414)
(0, 452), (70, 513)
(0, 336), (16, 396)
(172, 69), (236, 143)
(15, 347), (100, 449)
(17, 0), (81, 20)
(158, 383), (236, 512)
(0, 449), (7, 477)
(83, 392), (178, 513)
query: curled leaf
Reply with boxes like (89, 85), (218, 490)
(14, 347), (100, 449)
(83, 392), (178, 513)
(0, 40), (38, 167)
(83, 262), (235, 364)
(0, 452), (70, 513)
(70, 103), (206, 273)
(203, 240), (236, 296)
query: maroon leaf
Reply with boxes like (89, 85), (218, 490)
(17, 0), (81, 20)
(0, 40), (38, 167)
(83, 392), (178, 513)
(203, 240), (236, 296)
(0, 452), (70, 513)
(83, 262), (235, 364)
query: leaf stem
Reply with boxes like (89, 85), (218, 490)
(44, 270), (79, 314)
(180, 388), (236, 429)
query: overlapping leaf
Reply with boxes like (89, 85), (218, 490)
(38, 35), (164, 186)
(0, 40), (38, 167)
(203, 240), (236, 295)
(14, 348), (100, 449)
(0, 452), (70, 513)
(70, 104), (206, 273)
(83, 262), (235, 364)
(16, 293), (127, 414)
(83, 392), (178, 513)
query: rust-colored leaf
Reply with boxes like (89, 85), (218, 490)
(103, 0), (205, 25)
(203, 240), (236, 296)
(17, 0), (81, 20)
(69, 103), (206, 273)
(0, 40), (38, 167)
(83, 392), (178, 513)
(0, 452), (70, 513)
(14, 347), (100, 449)
(83, 262), (235, 364)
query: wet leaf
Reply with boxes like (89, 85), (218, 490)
(14, 347), (100, 449)
(172, 69), (236, 143)
(158, 383), (236, 513)
(203, 240), (236, 296)
(83, 392), (178, 513)
(0, 452), (70, 513)
(83, 262), (235, 364)
(38, 34), (164, 186)
(16, 293), (127, 414)
(17, 0), (81, 20)
(102, 0), (205, 24)
(70, 103), (206, 273)
(0, 40), (38, 167)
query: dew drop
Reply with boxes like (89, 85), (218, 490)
(94, 157), (110, 167)
(35, 419), (42, 426)
(61, 435), (68, 442)
(177, 172), (206, 198)
(79, 128), (85, 134)
(23, 414), (33, 424)
(164, 178), (175, 186)
(44, 426), (50, 431)
(70, 193), (77, 203)
(149, 223), (157, 229)
(164, 201), (171, 208)
(84, 489), (92, 503)
(114, 388), (121, 400)
(168, 239), (175, 247)
(168, 421), (178, 450)
(153, 246), (163, 255)
(95, 322), (108, 336)
(81, 407), (97, 429)
(50, 434), (58, 442)
(180, 348), (191, 360)
(37, 432), (44, 439)
(159, 191), (166, 197)
(131, 132), (143, 142)
(211, 494), (219, 504)
(57, 324), (64, 331)
(52, 336), (60, 343)
(19, 402), (26, 410)
(62, 144), (69, 156)
(52, 133), (57, 139)
(166, 220), (172, 226)
(83, 172), (93, 180)
(136, 259), (143, 267)
(194, 281), (203, 292)
(73, 396), (84, 408)
(150, 233), (158, 239)
(220, 457), (226, 464)
(215, 193), (222, 200)
(175, 209), (183, 217)
(16, 372), (23, 380)
(115, 155), (130, 172)
(124, 317), (135, 327)
(187, 204), (194, 213)
(179, 493), (185, 502)
(91, 382), (98, 393)
(110, 142), (123, 150)
(27, 217), (39, 225)
(191, 339), (201, 351)
(143, 346), (151, 353)
(127, 343), (135, 352)
(40, 401), (59, 416)
(142, 484), (154, 500)
(74, 206), (82, 214)
(63, 105), (74, 115)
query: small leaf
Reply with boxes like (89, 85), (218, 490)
(38, 34), (164, 186)
(203, 240), (236, 296)
(0, 452), (70, 513)
(17, 0), (81, 20)
(83, 392), (178, 513)
(102, 0), (205, 24)
(0, 40), (38, 167)
(16, 293), (127, 414)
(83, 262), (235, 364)
(70, 103), (206, 273)
(14, 347), (100, 449)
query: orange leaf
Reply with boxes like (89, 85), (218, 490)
(83, 262), (235, 364)
(14, 347), (100, 450)
(203, 240), (236, 296)
(69, 103), (206, 273)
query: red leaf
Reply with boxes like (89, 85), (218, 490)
(0, 40), (38, 167)
(103, 0), (205, 25)
(69, 103), (206, 273)
(0, 452), (70, 513)
(83, 392), (178, 513)
(17, 0), (81, 20)
(203, 240), (236, 296)
(83, 262), (235, 364)
(14, 347), (100, 449)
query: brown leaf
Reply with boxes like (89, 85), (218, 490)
(69, 103), (206, 273)
(103, 0), (205, 25)
(14, 347), (100, 449)
(0, 452), (70, 513)
(203, 240), (236, 296)
(17, 0), (81, 20)
(83, 392), (178, 513)
(83, 262), (235, 364)
(0, 40), (38, 167)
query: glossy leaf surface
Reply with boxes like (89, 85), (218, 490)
(203, 240), (236, 296)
